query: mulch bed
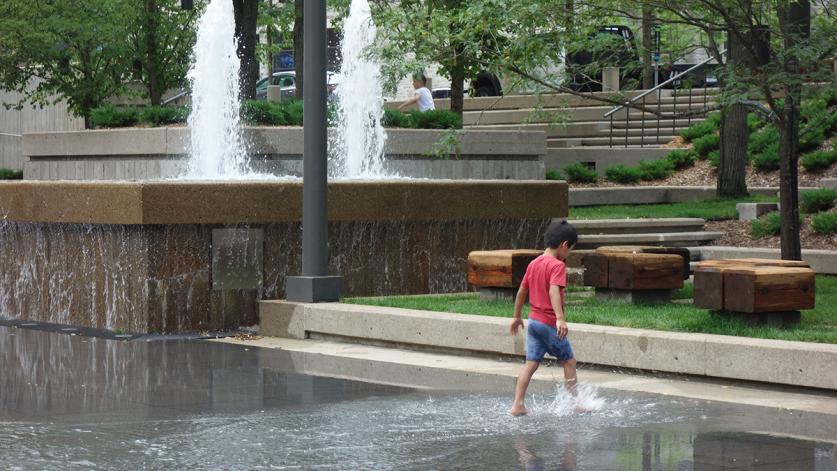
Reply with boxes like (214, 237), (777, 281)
(706, 218), (837, 251)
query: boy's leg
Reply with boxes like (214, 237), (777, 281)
(510, 360), (540, 416)
(562, 357), (578, 395)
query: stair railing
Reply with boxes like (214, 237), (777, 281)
(604, 50), (725, 148)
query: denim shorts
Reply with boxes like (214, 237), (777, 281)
(525, 319), (575, 363)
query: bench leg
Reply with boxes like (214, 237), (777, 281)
(479, 287), (517, 302)
(595, 288), (672, 304)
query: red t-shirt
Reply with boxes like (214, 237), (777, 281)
(520, 254), (567, 328)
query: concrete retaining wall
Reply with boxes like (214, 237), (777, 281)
(260, 301), (837, 390)
(0, 133), (22, 170)
(696, 246), (837, 275)
(569, 186), (797, 207)
(824, 179), (837, 190)
(22, 127), (546, 180)
(545, 147), (672, 177)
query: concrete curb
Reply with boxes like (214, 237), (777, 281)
(568, 186), (820, 207)
(695, 246), (837, 275)
(260, 300), (837, 391)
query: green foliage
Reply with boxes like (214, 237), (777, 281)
(638, 159), (674, 180)
(545, 169), (564, 180)
(90, 104), (139, 128)
(801, 150), (837, 171)
(605, 164), (642, 183)
(751, 212), (782, 239)
(692, 133), (719, 157)
(382, 109), (463, 129)
(563, 163), (597, 183)
(284, 100), (305, 125)
(409, 110), (463, 129)
(241, 100), (289, 125)
(680, 113), (720, 142)
(799, 98), (831, 151)
(0, 168), (23, 179)
(424, 128), (462, 159)
(664, 149), (697, 170)
(752, 144), (780, 171)
(812, 212), (837, 235)
(137, 106), (188, 126)
(747, 112), (766, 132)
(800, 189), (837, 214)
(748, 126), (779, 155)
(708, 150), (720, 168)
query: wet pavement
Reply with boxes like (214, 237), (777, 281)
(0, 325), (835, 470)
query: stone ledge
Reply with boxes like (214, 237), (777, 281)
(568, 186), (819, 207)
(0, 179), (567, 224)
(259, 300), (837, 390)
(575, 231), (724, 249)
(568, 218), (706, 234)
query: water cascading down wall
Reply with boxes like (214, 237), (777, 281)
(0, 180), (568, 333)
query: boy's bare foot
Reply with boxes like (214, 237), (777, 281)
(508, 405), (529, 416)
(574, 405), (594, 414)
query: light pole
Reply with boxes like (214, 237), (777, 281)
(285, 0), (342, 302)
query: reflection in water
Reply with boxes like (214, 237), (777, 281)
(1, 327), (835, 469)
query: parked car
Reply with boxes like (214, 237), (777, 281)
(255, 71), (341, 101)
(431, 87), (451, 99)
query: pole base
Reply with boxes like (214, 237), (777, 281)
(285, 276), (343, 303)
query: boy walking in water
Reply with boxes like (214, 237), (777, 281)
(509, 220), (578, 416)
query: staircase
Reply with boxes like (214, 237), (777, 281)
(565, 218), (724, 249)
(463, 88), (718, 149)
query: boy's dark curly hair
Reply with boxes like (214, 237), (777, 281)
(544, 219), (578, 249)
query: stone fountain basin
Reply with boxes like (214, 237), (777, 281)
(0, 180), (567, 333)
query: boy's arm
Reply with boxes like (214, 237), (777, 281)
(509, 286), (528, 335)
(549, 285), (568, 339)
(398, 95), (419, 110)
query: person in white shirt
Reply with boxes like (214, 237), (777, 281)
(398, 73), (436, 112)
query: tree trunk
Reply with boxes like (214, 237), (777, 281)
(145, 0), (162, 105)
(641, 4), (655, 89)
(776, 0), (810, 260)
(450, 61), (465, 116)
(233, 0), (259, 100)
(717, 28), (749, 198)
(293, 0), (304, 99)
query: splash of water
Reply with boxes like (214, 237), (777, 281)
(183, 0), (249, 179)
(531, 384), (607, 416)
(330, 0), (388, 178)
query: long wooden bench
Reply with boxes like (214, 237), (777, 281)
(693, 258), (815, 326)
(583, 246), (686, 303)
(467, 249), (542, 300)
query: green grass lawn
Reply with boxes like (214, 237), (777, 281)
(569, 195), (777, 220)
(345, 275), (837, 344)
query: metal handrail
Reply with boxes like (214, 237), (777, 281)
(603, 49), (726, 118)
(161, 90), (189, 106)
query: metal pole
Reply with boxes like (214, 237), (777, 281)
(286, 0), (342, 302)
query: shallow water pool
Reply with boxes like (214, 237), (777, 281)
(0, 326), (834, 470)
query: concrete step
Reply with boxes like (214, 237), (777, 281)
(567, 218), (706, 235)
(823, 179), (837, 190)
(549, 135), (677, 147)
(610, 118), (706, 129)
(466, 122), (608, 138)
(575, 231), (724, 249)
(605, 127), (694, 138)
(463, 105), (714, 126)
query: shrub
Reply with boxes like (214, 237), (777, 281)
(747, 112), (766, 132)
(138, 106), (188, 126)
(751, 212), (781, 239)
(812, 212), (837, 235)
(638, 159), (674, 180)
(663, 149), (696, 170)
(408, 110), (462, 129)
(563, 163), (597, 183)
(0, 168), (23, 179)
(605, 164), (642, 183)
(545, 169), (564, 180)
(752, 143), (780, 171)
(680, 119), (717, 142)
(284, 100), (304, 125)
(748, 125), (779, 155)
(382, 108), (411, 128)
(241, 100), (288, 125)
(800, 188), (837, 214)
(90, 104), (139, 128)
(707, 150), (720, 168)
(692, 133), (719, 157)
(801, 150), (837, 171)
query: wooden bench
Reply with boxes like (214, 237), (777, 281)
(693, 259), (815, 326)
(583, 246), (686, 303)
(467, 250), (542, 300)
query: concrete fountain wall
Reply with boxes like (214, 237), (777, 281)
(21, 127), (546, 180)
(0, 180), (567, 333)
